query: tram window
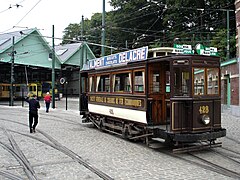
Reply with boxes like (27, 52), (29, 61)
(81, 77), (87, 93)
(29, 86), (36, 91)
(193, 68), (205, 95)
(3, 86), (9, 91)
(207, 68), (219, 95)
(166, 71), (170, 93)
(134, 71), (144, 93)
(89, 76), (95, 92)
(113, 72), (131, 92)
(38, 85), (42, 91)
(152, 71), (160, 93)
(96, 75), (110, 92)
(174, 68), (190, 96)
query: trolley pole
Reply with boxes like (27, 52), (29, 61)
(51, 25), (55, 108)
(10, 36), (15, 106)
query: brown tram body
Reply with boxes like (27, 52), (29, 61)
(80, 54), (226, 145)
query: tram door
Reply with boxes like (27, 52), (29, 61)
(148, 63), (166, 125)
(80, 73), (88, 115)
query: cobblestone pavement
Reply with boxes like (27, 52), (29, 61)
(0, 99), (239, 180)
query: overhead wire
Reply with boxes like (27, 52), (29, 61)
(0, 28), (119, 59)
(0, 5), (12, 14)
(109, 3), (235, 47)
(106, 3), (234, 38)
(1, 1), (235, 52)
(15, 0), (42, 26)
(0, 0), (26, 14)
(0, 0), (27, 33)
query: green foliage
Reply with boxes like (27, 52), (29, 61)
(210, 29), (236, 61)
(62, 23), (81, 44)
(62, 0), (236, 61)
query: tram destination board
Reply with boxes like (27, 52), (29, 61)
(88, 46), (148, 69)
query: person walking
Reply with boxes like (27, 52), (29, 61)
(44, 92), (51, 113)
(25, 94), (40, 133)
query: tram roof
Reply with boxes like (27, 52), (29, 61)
(146, 54), (220, 63)
(81, 54), (220, 73)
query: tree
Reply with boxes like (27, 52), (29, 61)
(61, 0), (236, 60)
(62, 23), (81, 44)
(211, 29), (236, 61)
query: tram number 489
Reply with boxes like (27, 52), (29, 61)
(199, 106), (209, 114)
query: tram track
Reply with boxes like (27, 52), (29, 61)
(155, 143), (240, 179)
(0, 107), (239, 179)
(0, 117), (114, 180)
(220, 146), (240, 157)
(0, 116), (84, 137)
(8, 129), (114, 180)
(37, 129), (113, 180)
(0, 127), (37, 180)
(0, 170), (23, 180)
(225, 136), (240, 145)
(0, 110), (81, 127)
(212, 148), (240, 162)
(187, 153), (240, 179)
(164, 151), (240, 179)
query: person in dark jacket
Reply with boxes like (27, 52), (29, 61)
(25, 94), (40, 133)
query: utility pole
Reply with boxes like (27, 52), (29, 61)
(51, 25), (55, 108)
(79, 15), (84, 113)
(10, 36), (15, 106)
(238, 26), (240, 106)
(101, 0), (106, 57)
(226, 9), (230, 61)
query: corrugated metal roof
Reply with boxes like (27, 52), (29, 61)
(55, 43), (82, 63)
(55, 43), (96, 66)
(0, 28), (61, 69)
(0, 29), (96, 69)
(0, 29), (35, 53)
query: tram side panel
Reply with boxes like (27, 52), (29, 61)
(171, 100), (190, 132)
(88, 94), (148, 124)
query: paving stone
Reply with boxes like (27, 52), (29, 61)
(0, 99), (239, 180)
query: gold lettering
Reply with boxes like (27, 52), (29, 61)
(90, 96), (96, 102)
(125, 98), (142, 107)
(96, 96), (104, 103)
(205, 106), (209, 113)
(119, 98), (124, 105)
(199, 105), (209, 114)
(107, 97), (115, 104)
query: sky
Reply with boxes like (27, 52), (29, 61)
(0, 0), (113, 44)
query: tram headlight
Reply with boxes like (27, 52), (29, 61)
(201, 115), (210, 125)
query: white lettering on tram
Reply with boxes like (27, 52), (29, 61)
(119, 48), (146, 63)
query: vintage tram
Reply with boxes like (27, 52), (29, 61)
(80, 47), (226, 150)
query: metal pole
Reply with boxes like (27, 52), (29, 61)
(101, 0), (106, 57)
(10, 36), (15, 106)
(66, 82), (68, 110)
(79, 16), (84, 113)
(52, 25), (55, 108)
(238, 26), (240, 106)
(22, 88), (24, 107)
(226, 10), (230, 61)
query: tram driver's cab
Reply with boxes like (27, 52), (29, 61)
(169, 56), (221, 133)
